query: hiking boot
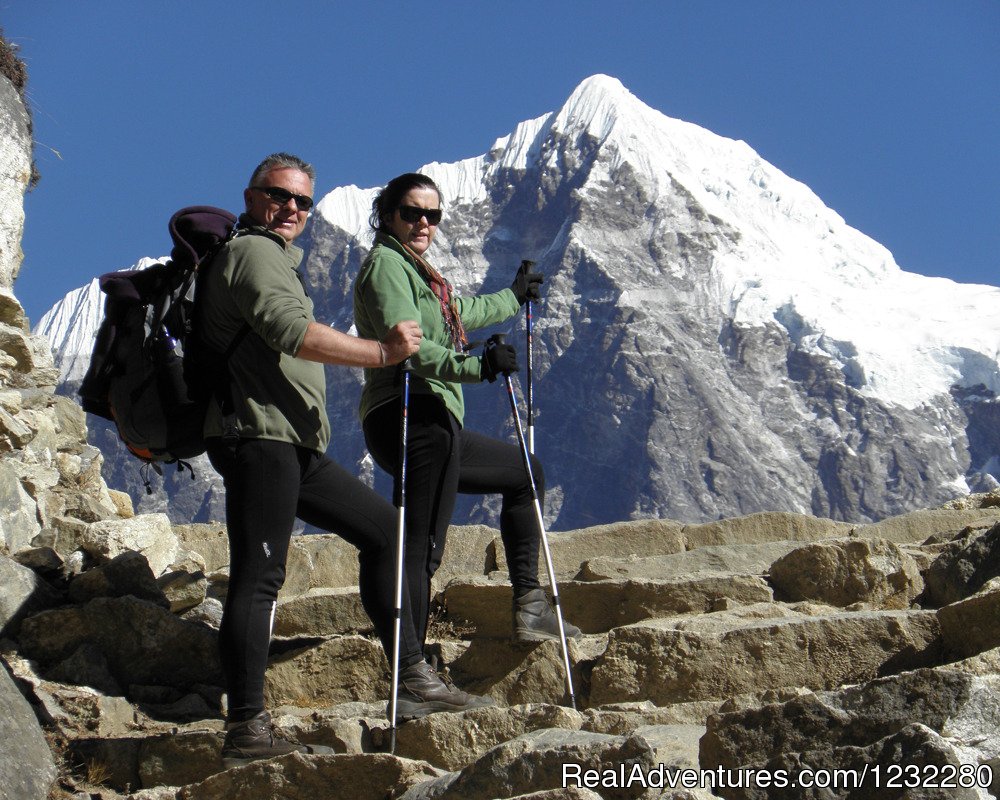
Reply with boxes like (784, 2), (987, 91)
(391, 660), (495, 723)
(513, 588), (583, 643)
(221, 710), (333, 768)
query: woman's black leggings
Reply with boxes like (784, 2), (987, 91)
(364, 394), (543, 648)
(206, 438), (423, 723)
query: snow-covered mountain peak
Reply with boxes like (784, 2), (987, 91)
(486, 112), (553, 173)
(33, 74), (1000, 526)
(314, 185), (374, 240)
(303, 74), (1000, 413)
(34, 256), (165, 383)
(551, 73), (636, 140)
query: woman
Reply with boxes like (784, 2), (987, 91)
(353, 172), (581, 655)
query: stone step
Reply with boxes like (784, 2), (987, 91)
(139, 750), (440, 800)
(681, 511), (852, 550)
(575, 540), (804, 581)
(67, 727), (223, 794)
(937, 577), (1000, 658)
(442, 575), (773, 637)
(273, 587), (371, 639)
(398, 727), (659, 800)
(531, 519), (687, 575)
(264, 635), (389, 708)
(588, 604), (942, 707)
(851, 507), (1000, 544)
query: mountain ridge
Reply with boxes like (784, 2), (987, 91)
(34, 74), (1000, 528)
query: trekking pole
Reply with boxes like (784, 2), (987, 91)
(389, 360), (413, 753)
(526, 305), (534, 455)
(487, 334), (575, 710)
(522, 259), (536, 455)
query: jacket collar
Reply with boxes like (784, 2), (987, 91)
(374, 230), (412, 261)
(237, 213), (304, 262)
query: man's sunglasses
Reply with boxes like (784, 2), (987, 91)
(251, 185), (314, 211)
(397, 205), (442, 225)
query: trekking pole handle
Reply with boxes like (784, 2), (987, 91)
(394, 357), (414, 387)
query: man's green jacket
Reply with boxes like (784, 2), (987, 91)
(199, 218), (330, 452)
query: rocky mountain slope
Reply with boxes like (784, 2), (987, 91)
(7, 489), (1000, 799)
(35, 75), (1000, 529)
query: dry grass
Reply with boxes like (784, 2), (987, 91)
(84, 759), (113, 787)
(426, 604), (476, 641)
(0, 26), (40, 187)
(43, 730), (125, 800)
(0, 28), (26, 94)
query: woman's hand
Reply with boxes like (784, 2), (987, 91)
(510, 260), (544, 305)
(481, 341), (520, 382)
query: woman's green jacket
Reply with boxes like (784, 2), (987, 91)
(353, 232), (519, 425)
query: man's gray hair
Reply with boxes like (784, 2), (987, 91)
(248, 152), (316, 187)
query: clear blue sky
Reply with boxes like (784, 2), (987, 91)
(5, 1), (998, 324)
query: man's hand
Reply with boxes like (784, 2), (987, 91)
(381, 320), (423, 365)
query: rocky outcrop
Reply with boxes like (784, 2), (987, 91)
(0, 661), (56, 800)
(768, 536), (923, 608)
(0, 56), (82, 800)
(922, 521), (1000, 607)
(699, 661), (1000, 799)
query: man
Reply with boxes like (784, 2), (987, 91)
(200, 153), (491, 768)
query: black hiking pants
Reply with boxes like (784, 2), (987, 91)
(363, 394), (543, 649)
(206, 438), (423, 723)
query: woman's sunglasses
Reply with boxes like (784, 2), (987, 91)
(397, 205), (443, 225)
(251, 185), (314, 211)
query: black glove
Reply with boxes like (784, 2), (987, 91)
(481, 342), (520, 383)
(510, 260), (543, 306)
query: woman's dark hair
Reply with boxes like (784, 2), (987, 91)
(369, 172), (443, 233)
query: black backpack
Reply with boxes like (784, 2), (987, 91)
(79, 206), (249, 476)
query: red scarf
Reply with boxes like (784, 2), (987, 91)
(399, 241), (469, 351)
